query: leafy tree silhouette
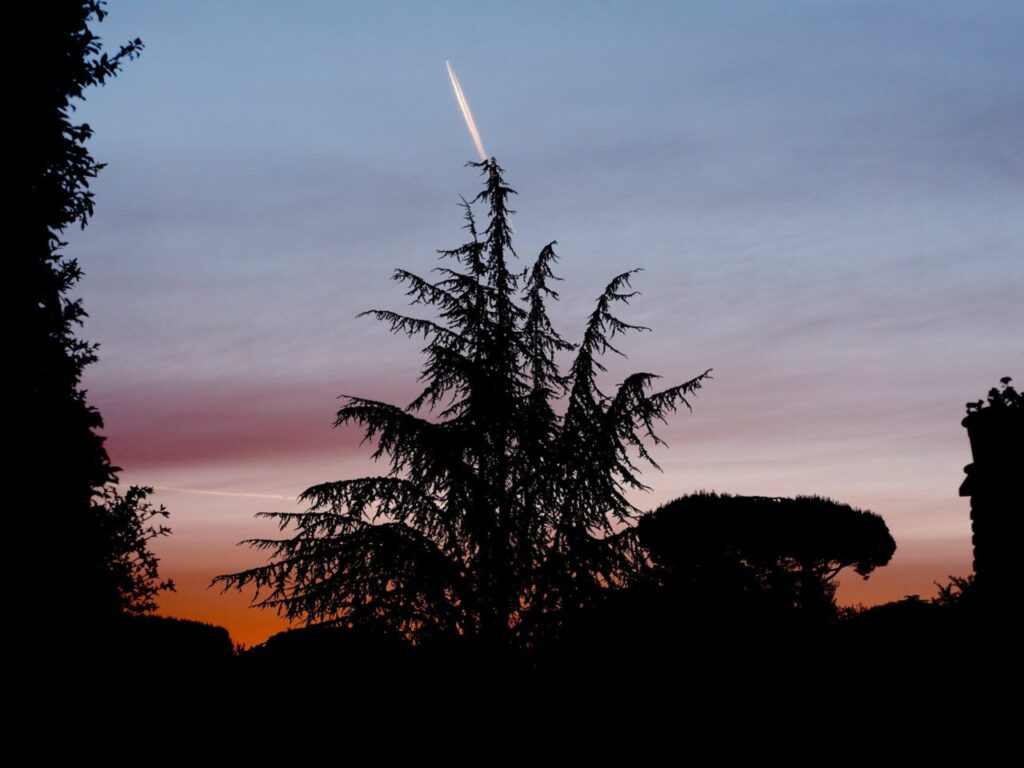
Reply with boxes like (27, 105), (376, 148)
(16, 2), (169, 624)
(638, 492), (896, 620)
(217, 160), (711, 651)
(96, 485), (175, 615)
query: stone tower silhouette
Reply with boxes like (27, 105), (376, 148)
(958, 378), (1022, 603)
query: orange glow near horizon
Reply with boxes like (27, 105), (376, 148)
(127, 432), (977, 649)
(155, 540), (972, 648)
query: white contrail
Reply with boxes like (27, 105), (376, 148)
(445, 60), (488, 161)
(152, 486), (298, 501)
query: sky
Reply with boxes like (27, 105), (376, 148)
(70, 1), (1023, 646)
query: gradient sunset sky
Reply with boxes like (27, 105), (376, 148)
(70, 1), (1022, 646)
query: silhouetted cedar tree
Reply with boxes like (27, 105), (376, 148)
(16, 2), (169, 621)
(217, 160), (711, 650)
(638, 492), (895, 620)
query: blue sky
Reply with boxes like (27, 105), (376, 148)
(70, 1), (1023, 643)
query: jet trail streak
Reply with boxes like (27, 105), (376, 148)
(446, 60), (488, 161)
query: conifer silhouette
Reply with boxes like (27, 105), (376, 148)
(217, 160), (711, 649)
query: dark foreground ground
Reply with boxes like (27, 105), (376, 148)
(65, 596), (1015, 704)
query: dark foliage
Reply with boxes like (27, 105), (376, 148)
(934, 574), (977, 608)
(76, 615), (235, 698)
(965, 376), (1021, 413)
(637, 491), (896, 620)
(96, 614), (235, 668)
(94, 485), (175, 615)
(217, 160), (711, 650)
(16, 2), (160, 622)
